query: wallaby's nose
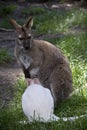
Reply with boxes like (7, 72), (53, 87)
(23, 43), (29, 50)
(25, 46), (29, 50)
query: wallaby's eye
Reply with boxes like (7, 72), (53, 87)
(18, 35), (24, 41)
(27, 34), (31, 39)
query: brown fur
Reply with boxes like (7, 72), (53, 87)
(10, 17), (73, 105)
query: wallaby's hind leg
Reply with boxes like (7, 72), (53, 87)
(50, 64), (73, 104)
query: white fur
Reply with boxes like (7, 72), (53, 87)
(19, 55), (32, 69)
(22, 81), (59, 122)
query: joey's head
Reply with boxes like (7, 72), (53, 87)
(10, 17), (33, 50)
(27, 78), (41, 86)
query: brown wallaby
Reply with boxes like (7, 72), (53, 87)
(10, 16), (73, 105)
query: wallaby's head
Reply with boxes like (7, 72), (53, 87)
(10, 17), (33, 50)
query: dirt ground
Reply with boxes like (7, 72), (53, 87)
(0, 1), (87, 109)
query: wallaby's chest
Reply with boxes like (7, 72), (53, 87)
(16, 46), (43, 74)
(18, 53), (40, 78)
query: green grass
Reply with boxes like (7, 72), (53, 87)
(0, 4), (17, 17)
(0, 4), (17, 28)
(0, 5), (87, 130)
(0, 18), (13, 29)
(22, 6), (47, 16)
(33, 8), (87, 35)
(0, 49), (13, 64)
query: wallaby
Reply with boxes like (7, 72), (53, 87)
(22, 78), (86, 123)
(10, 16), (73, 105)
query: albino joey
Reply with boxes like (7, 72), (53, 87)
(22, 78), (59, 122)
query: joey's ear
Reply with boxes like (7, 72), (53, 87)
(26, 78), (34, 86)
(9, 19), (22, 32)
(23, 16), (33, 28)
(26, 78), (31, 86)
(34, 78), (40, 84)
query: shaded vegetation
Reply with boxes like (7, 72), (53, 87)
(0, 4), (17, 17)
(0, 49), (13, 64)
(22, 6), (47, 16)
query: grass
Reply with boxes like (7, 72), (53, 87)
(0, 18), (13, 29)
(22, 6), (47, 16)
(0, 49), (13, 64)
(0, 4), (17, 29)
(0, 4), (17, 17)
(0, 4), (87, 130)
(33, 8), (87, 34)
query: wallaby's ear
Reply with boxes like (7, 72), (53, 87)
(23, 16), (33, 28)
(9, 19), (21, 32)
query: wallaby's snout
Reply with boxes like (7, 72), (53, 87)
(24, 45), (29, 50)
